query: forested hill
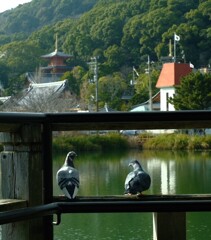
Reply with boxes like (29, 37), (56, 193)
(0, 0), (210, 91)
(60, 0), (211, 67)
(0, 0), (98, 34)
(0, 0), (210, 68)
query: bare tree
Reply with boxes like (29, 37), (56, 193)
(2, 84), (80, 112)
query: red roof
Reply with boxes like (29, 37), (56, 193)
(156, 63), (192, 88)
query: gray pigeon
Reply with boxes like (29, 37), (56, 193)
(124, 160), (151, 195)
(56, 151), (79, 199)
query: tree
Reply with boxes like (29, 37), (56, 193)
(98, 72), (127, 109)
(103, 44), (125, 72)
(2, 87), (78, 112)
(0, 62), (9, 89)
(61, 66), (86, 96)
(134, 68), (160, 104)
(169, 72), (211, 110)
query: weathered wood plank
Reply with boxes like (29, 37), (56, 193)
(0, 199), (27, 211)
(0, 111), (211, 131)
(0, 124), (21, 132)
(0, 124), (45, 240)
(153, 212), (186, 240)
(47, 111), (211, 130)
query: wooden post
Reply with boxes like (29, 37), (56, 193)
(0, 124), (49, 240)
(153, 212), (186, 240)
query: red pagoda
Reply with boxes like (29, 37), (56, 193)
(41, 48), (72, 74)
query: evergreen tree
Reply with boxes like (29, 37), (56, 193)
(169, 72), (211, 110)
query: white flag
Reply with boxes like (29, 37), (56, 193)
(189, 62), (194, 68)
(174, 33), (180, 41)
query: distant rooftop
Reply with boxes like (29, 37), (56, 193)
(156, 63), (192, 88)
(41, 50), (72, 59)
(18, 80), (67, 106)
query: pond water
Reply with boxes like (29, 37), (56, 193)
(53, 150), (211, 240)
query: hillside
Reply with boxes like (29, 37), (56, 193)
(0, 0), (210, 111)
(0, 0), (97, 35)
(61, 0), (211, 67)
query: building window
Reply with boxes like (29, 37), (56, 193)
(166, 92), (169, 111)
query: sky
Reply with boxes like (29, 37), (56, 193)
(0, 0), (32, 13)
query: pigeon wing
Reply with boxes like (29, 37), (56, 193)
(124, 171), (136, 194)
(129, 170), (151, 194)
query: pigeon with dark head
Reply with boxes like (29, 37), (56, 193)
(124, 160), (151, 195)
(56, 151), (79, 199)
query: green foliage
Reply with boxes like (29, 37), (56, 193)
(143, 133), (179, 150)
(0, 62), (9, 89)
(169, 72), (211, 110)
(0, 0), (210, 67)
(0, 41), (42, 73)
(4, 73), (28, 96)
(62, 66), (86, 96)
(135, 69), (160, 95)
(0, 0), (211, 111)
(98, 72), (127, 109)
(143, 133), (211, 150)
(52, 133), (129, 152)
(0, 0), (97, 35)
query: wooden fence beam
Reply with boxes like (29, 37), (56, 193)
(153, 212), (186, 240)
(0, 124), (46, 240)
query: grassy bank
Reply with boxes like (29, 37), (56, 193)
(52, 132), (211, 152)
(142, 133), (211, 150)
(1, 132), (210, 153)
(53, 132), (129, 152)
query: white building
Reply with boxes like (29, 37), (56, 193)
(156, 63), (192, 111)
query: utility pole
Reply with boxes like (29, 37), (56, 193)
(90, 57), (99, 112)
(146, 55), (153, 111)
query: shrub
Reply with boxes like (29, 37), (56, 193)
(53, 133), (129, 152)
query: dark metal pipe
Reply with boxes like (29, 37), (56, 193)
(0, 200), (211, 225)
(1, 111), (211, 130)
(57, 200), (211, 213)
(0, 111), (211, 124)
(0, 203), (59, 225)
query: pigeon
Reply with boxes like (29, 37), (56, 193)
(124, 160), (151, 195)
(56, 151), (79, 199)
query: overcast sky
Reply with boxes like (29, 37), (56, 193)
(0, 0), (32, 13)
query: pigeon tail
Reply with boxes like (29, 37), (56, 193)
(62, 183), (79, 199)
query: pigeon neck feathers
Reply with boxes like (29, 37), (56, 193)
(64, 158), (74, 168)
(130, 160), (143, 171)
(64, 151), (77, 168)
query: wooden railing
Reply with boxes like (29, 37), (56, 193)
(0, 111), (211, 240)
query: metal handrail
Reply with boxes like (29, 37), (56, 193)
(0, 197), (211, 226)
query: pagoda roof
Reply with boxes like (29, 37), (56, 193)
(40, 66), (72, 70)
(41, 50), (72, 59)
(156, 63), (192, 88)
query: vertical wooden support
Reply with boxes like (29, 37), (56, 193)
(42, 123), (53, 240)
(0, 124), (47, 240)
(153, 212), (186, 240)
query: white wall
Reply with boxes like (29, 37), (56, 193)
(160, 87), (175, 111)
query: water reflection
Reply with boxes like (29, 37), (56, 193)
(53, 150), (211, 240)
